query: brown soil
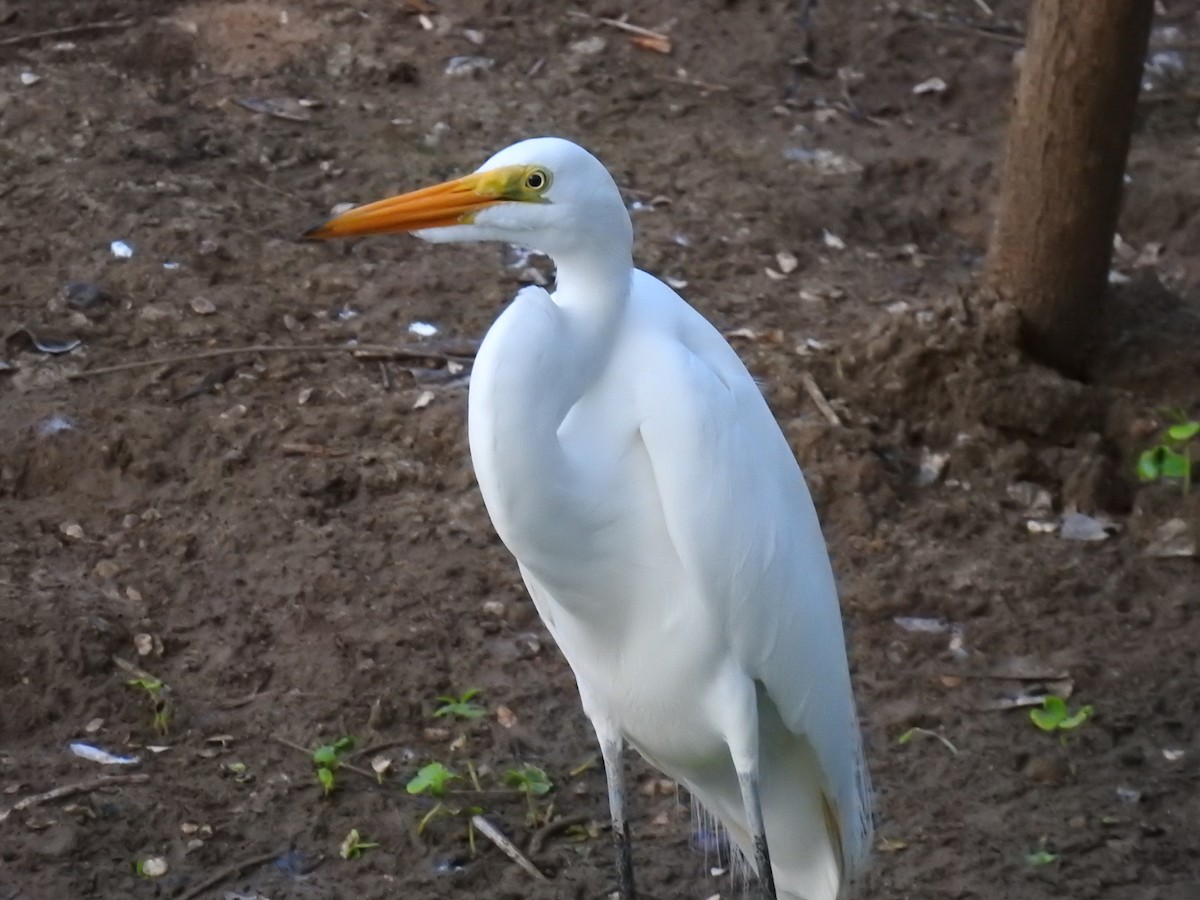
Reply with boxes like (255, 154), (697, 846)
(3, 2), (1200, 899)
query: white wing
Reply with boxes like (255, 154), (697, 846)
(628, 271), (873, 876)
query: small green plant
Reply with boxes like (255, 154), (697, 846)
(434, 688), (486, 720)
(313, 736), (356, 796)
(1137, 414), (1198, 494)
(339, 828), (380, 860)
(407, 761), (459, 801)
(220, 760), (254, 784)
(1027, 849), (1059, 866)
(504, 764), (554, 823)
(407, 761), (485, 852)
(126, 676), (170, 735)
(1030, 696), (1093, 735)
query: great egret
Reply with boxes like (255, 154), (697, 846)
(307, 137), (872, 900)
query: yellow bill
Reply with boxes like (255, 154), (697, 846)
(304, 164), (549, 240)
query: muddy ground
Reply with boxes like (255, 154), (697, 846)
(2, 1), (1199, 898)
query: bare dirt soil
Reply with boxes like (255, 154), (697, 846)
(2, 2), (1200, 899)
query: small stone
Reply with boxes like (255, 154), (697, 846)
(913, 76), (948, 95)
(133, 633), (154, 656)
(138, 303), (176, 323)
(570, 35), (607, 55)
(189, 297), (217, 316)
(93, 559), (121, 579)
(1060, 512), (1113, 542)
(61, 522), (85, 540)
(63, 282), (109, 311)
(1023, 755), (1067, 784)
(1145, 518), (1195, 558)
(496, 705), (518, 729)
(444, 56), (494, 77)
(481, 600), (506, 617)
(138, 857), (168, 878)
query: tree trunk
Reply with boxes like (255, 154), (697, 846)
(985, 0), (1154, 377)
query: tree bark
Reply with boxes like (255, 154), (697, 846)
(985, 0), (1154, 377)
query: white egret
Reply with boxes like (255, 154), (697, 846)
(307, 137), (872, 900)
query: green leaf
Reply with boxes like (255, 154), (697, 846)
(1136, 449), (1162, 482)
(505, 764), (553, 795)
(1029, 696), (1066, 731)
(1058, 704), (1093, 730)
(1160, 448), (1191, 480)
(1027, 850), (1058, 866)
(897, 728), (915, 745)
(434, 690), (486, 720)
(313, 737), (356, 768)
(317, 766), (335, 795)
(1166, 421), (1200, 442)
(313, 746), (337, 767)
(407, 762), (458, 797)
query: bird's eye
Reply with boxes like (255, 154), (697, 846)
(524, 169), (549, 192)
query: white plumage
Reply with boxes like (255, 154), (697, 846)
(308, 137), (872, 900)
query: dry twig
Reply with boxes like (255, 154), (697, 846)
(0, 774), (149, 825)
(654, 73), (729, 92)
(0, 17), (136, 47)
(527, 812), (593, 855)
(566, 10), (669, 43)
(67, 342), (474, 380)
(175, 848), (284, 900)
(1141, 90), (1200, 104)
(800, 372), (842, 427)
(470, 815), (550, 882)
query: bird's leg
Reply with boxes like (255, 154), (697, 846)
(737, 769), (778, 900)
(596, 724), (637, 900)
(724, 680), (778, 900)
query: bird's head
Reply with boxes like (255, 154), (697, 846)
(305, 137), (632, 260)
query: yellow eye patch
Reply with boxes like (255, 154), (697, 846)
(473, 165), (553, 203)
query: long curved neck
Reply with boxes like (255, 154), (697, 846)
(468, 242), (632, 570)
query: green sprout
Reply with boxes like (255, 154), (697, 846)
(434, 688), (485, 720)
(220, 760), (254, 784)
(1030, 696), (1093, 735)
(1137, 415), (1198, 494)
(407, 761), (483, 842)
(126, 676), (170, 735)
(312, 736), (356, 796)
(504, 764), (554, 823)
(339, 828), (380, 860)
(407, 761), (459, 799)
(1027, 849), (1059, 866)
